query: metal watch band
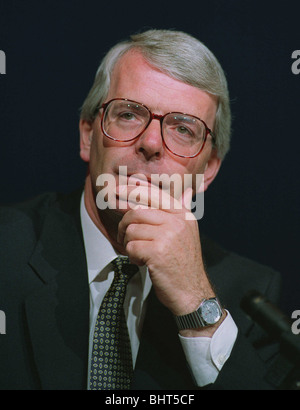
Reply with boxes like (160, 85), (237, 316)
(175, 310), (206, 330)
(174, 297), (222, 330)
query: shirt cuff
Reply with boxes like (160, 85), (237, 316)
(178, 310), (238, 387)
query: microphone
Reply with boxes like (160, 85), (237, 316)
(240, 289), (292, 340)
(241, 290), (300, 389)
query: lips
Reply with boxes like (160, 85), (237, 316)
(117, 168), (161, 188)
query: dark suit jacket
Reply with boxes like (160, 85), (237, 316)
(0, 188), (282, 390)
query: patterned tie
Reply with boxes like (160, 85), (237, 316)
(89, 256), (139, 390)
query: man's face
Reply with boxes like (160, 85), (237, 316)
(80, 50), (220, 214)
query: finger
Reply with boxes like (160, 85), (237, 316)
(117, 208), (164, 245)
(125, 240), (152, 266)
(116, 184), (183, 211)
(125, 176), (161, 209)
(123, 223), (157, 247)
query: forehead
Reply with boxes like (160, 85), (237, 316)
(106, 50), (218, 121)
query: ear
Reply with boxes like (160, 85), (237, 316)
(79, 119), (93, 162)
(202, 149), (222, 192)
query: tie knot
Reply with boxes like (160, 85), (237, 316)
(112, 256), (139, 283)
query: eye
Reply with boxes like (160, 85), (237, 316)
(120, 111), (136, 121)
(176, 125), (192, 135)
(172, 122), (196, 139)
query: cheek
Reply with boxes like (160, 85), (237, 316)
(89, 137), (128, 182)
(181, 158), (209, 195)
(179, 156), (207, 179)
(88, 137), (111, 185)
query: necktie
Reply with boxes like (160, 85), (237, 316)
(90, 256), (139, 390)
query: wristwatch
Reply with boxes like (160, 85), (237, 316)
(174, 297), (223, 330)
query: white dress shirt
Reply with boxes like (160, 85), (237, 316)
(80, 193), (238, 387)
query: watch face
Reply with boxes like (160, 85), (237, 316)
(201, 300), (221, 325)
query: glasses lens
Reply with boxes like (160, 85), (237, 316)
(163, 114), (206, 157)
(102, 100), (150, 141)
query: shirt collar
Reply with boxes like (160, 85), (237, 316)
(80, 192), (151, 296)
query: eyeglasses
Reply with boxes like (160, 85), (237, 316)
(99, 98), (216, 158)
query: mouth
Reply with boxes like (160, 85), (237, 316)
(114, 165), (191, 200)
(117, 167), (162, 189)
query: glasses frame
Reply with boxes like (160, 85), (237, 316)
(99, 98), (216, 158)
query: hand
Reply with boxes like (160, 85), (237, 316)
(116, 182), (216, 320)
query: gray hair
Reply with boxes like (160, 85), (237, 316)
(80, 29), (231, 159)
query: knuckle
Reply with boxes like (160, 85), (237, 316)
(125, 240), (138, 258)
(154, 240), (165, 256)
(126, 223), (136, 237)
(125, 240), (134, 254)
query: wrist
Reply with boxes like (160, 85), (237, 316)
(174, 296), (224, 335)
(179, 309), (227, 338)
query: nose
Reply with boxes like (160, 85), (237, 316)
(135, 117), (164, 161)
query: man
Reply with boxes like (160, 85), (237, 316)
(0, 29), (281, 390)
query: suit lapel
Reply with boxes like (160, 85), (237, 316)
(25, 190), (90, 389)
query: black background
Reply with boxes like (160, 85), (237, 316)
(0, 0), (299, 315)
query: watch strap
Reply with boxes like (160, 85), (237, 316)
(174, 297), (222, 330)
